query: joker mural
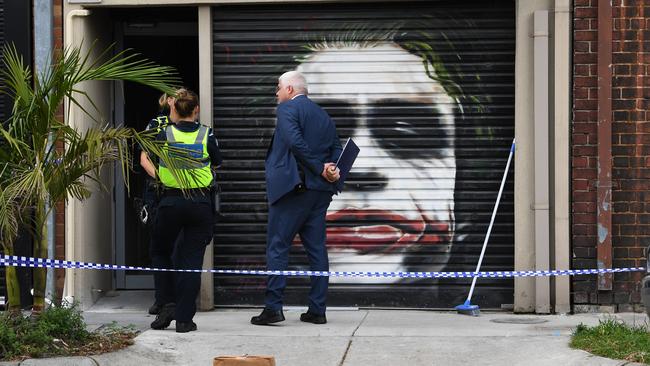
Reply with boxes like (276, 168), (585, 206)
(212, 2), (515, 308)
(296, 42), (457, 283)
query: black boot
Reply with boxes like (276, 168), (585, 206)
(300, 311), (327, 324)
(250, 309), (285, 325)
(148, 302), (162, 315)
(150, 303), (175, 330)
(176, 321), (197, 333)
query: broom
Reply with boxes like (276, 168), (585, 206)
(456, 138), (515, 316)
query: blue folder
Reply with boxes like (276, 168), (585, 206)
(335, 138), (360, 191)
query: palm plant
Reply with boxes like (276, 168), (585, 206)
(0, 43), (186, 314)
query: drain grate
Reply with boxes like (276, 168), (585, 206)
(490, 317), (549, 324)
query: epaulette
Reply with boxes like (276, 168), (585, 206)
(150, 115), (170, 132)
(155, 115), (170, 127)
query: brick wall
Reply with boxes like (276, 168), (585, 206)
(573, 0), (650, 311)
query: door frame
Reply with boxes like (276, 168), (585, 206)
(113, 18), (199, 289)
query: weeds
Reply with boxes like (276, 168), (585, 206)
(0, 302), (137, 361)
(571, 318), (650, 364)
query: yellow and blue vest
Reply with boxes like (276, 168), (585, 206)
(158, 124), (212, 189)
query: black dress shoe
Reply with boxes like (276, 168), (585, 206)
(300, 311), (327, 324)
(148, 302), (162, 315)
(250, 309), (285, 325)
(150, 303), (175, 330)
(176, 321), (197, 333)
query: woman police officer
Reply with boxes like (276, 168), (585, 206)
(140, 92), (175, 316)
(141, 90), (199, 316)
(141, 88), (222, 333)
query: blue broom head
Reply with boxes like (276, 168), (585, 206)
(455, 300), (479, 311)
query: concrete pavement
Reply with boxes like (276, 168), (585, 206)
(91, 309), (647, 366)
(2, 291), (649, 366)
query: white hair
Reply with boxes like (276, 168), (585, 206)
(279, 70), (308, 94)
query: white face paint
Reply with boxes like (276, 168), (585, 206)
(297, 43), (456, 283)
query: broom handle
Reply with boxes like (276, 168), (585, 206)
(465, 138), (515, 302)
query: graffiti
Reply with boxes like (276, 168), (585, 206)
(296, 42), (456, 283)
(212, 2), (515, 307)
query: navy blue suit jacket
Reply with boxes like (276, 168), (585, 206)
(265, 95), (342, 205)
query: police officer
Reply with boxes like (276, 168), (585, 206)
(140, 94), (174, 212)
(140, 92), (174, 316)
(140, 91), (196, 316)
(141, 88), (222, 333)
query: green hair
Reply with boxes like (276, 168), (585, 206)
(295, 21), (483, 111)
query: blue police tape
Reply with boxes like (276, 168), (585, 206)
(0, 254), (646, 279)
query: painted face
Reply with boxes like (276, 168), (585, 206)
(297, 43), (456, 283)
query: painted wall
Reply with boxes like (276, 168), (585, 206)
(212, 1), (516, 308)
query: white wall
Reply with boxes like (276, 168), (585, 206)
(63, 8), (114, 309)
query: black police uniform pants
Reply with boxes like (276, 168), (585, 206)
(150, 196), (213, 322)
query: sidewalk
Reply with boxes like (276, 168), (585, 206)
(3, 291), (649, 366)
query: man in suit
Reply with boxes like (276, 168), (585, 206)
(251, 71), (342, 326)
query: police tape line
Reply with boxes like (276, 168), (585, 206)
(0, 255), (646, 279)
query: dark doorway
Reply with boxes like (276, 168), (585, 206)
(112, 7), (198, 289)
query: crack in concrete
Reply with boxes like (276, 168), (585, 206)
(338, 310), (369, 366)
(337, 340), (353, 366)
(352, 310), (369, 337)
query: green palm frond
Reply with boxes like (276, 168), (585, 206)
(5, 166), (47, 206)
(0, 41), (186, 259)
(0, 188), (20, 249)
(0, 40), (191, 311)
(0, 44), (33, 108)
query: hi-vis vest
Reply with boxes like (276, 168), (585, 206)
(158, 124), (212, 189)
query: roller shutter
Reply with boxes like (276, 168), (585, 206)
(212, 0), (515, 308)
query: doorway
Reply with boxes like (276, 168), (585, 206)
(113, 8), (199, 289)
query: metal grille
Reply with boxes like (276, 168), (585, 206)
(212, 0), (515, 308)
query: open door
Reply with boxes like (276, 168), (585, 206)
(113, 8), (199, 289)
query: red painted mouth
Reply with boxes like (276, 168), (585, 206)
(322, 208), (451, 254)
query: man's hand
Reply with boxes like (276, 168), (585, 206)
(322, 162), (340, 183)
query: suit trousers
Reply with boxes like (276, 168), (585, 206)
(150, 196), (213, 322)
(265, 189), (332, 315)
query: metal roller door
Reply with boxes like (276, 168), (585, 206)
(212, 0), (515, 308)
